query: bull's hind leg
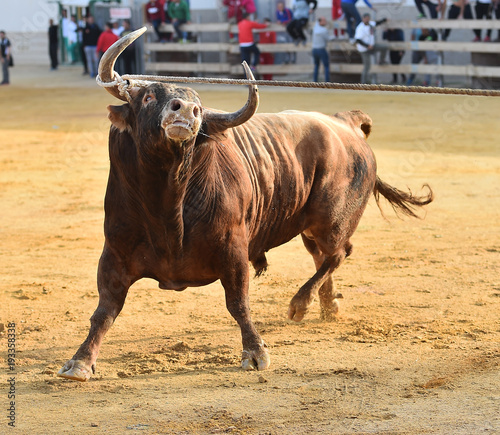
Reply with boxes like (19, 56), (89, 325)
(58, 248), (132, 381)
(288, 234), (351, 322)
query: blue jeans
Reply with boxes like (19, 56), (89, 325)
(240, 44), (260, 67)
(341, 2), (362, 39)
(84, 45), (98, 77)
(172, 19), (187, 40)
(312, 48), (329, 82)
(151, 18), (162, 41)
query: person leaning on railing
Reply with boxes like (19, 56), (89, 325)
(354, 14), (388, 84)
(237, 12), (269, 73)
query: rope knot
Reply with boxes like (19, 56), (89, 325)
(96, 72), (133, 102)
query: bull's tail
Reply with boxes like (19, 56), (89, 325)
(373, 177), (434, 219)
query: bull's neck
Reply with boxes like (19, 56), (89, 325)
(137, 142), (194, 253)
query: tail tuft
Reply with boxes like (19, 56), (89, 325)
(374, 177), (434, 219)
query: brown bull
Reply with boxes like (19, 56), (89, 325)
(58, 28), (433, 381)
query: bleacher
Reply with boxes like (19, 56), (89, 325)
(145, 19), (500, 86)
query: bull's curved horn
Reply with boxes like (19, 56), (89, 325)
(97, 26), (147, 101)
(203, 62), (259, 130)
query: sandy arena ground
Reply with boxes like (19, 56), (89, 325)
(0, 65), (499, 434)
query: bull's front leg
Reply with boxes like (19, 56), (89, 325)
(221, 256), (270, 371)
(58, 248), (133, 381)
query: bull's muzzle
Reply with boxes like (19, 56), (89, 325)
(162, 98), (202, 142)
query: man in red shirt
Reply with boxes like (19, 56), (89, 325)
(237, 13), (268, 70)
(259, 18), (276, 80)
(97, 22), (119, 58)
(145, 0), (165, 41)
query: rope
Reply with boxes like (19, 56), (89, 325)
(118, 73), (500, 97)
(96, 72), (153, 102)
(96, 72), (132, 101)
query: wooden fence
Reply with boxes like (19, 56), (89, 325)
(144, 19), (500, 83)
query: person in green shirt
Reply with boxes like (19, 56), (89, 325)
(168, 0), (191, 42)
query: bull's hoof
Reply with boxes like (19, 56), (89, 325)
(241, 344), (270, 371)
(57, 359), (94, 381)
(320, 298), (341, 322)
(287, 303), (308, 322)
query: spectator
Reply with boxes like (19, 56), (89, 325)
(83, 16), (101, 78)
(242, 0), (257, 18)
(61, 9), (70, 62)
(414, 0), (445, 19)
(168, 0), (191, 42)
(382, 27), (406, 84)
(111, 20), (124, 37)
(48, 19), (59, 71)
(287, 0), (318, 45)
(97, 22), (119, 59)
(77, 17), (88, 75)
(442, 0), (473, 41)
(120, 20), (137, 74)
(494, 1), (500, 41)
(332, 0), (345, 39)
(406, 27), (439, 86)
(276, 1), (294, 64)
(1, 30), (12, 85)
(224, 0), (257, 24)
(354, 13), (388, 84)
(259, 18), (277, 80)
(341, 0), (376, 43)
(237, 12), (268, 72)
(276, 1), (293, 25)
(473, 0), (493, 41)
(311, 16), (331, 82)
(162, 1), (174, 42)
(68, 15), (79, 63)
(145, 0), (166, 42)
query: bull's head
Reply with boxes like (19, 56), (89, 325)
(98, 27), (259, 150)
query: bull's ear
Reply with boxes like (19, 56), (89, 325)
(107, 104), (131, 132)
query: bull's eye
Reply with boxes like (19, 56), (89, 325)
(143, 94), (155, 104)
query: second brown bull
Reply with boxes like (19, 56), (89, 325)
(58, 28), (433, 381)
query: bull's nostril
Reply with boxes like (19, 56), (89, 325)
(171, 100), (181, 111)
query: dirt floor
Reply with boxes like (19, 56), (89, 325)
(1, 65), (499, 434)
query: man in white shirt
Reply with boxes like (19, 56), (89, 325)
(67, 15), (79, 63)
(354, 13), (388, 84)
